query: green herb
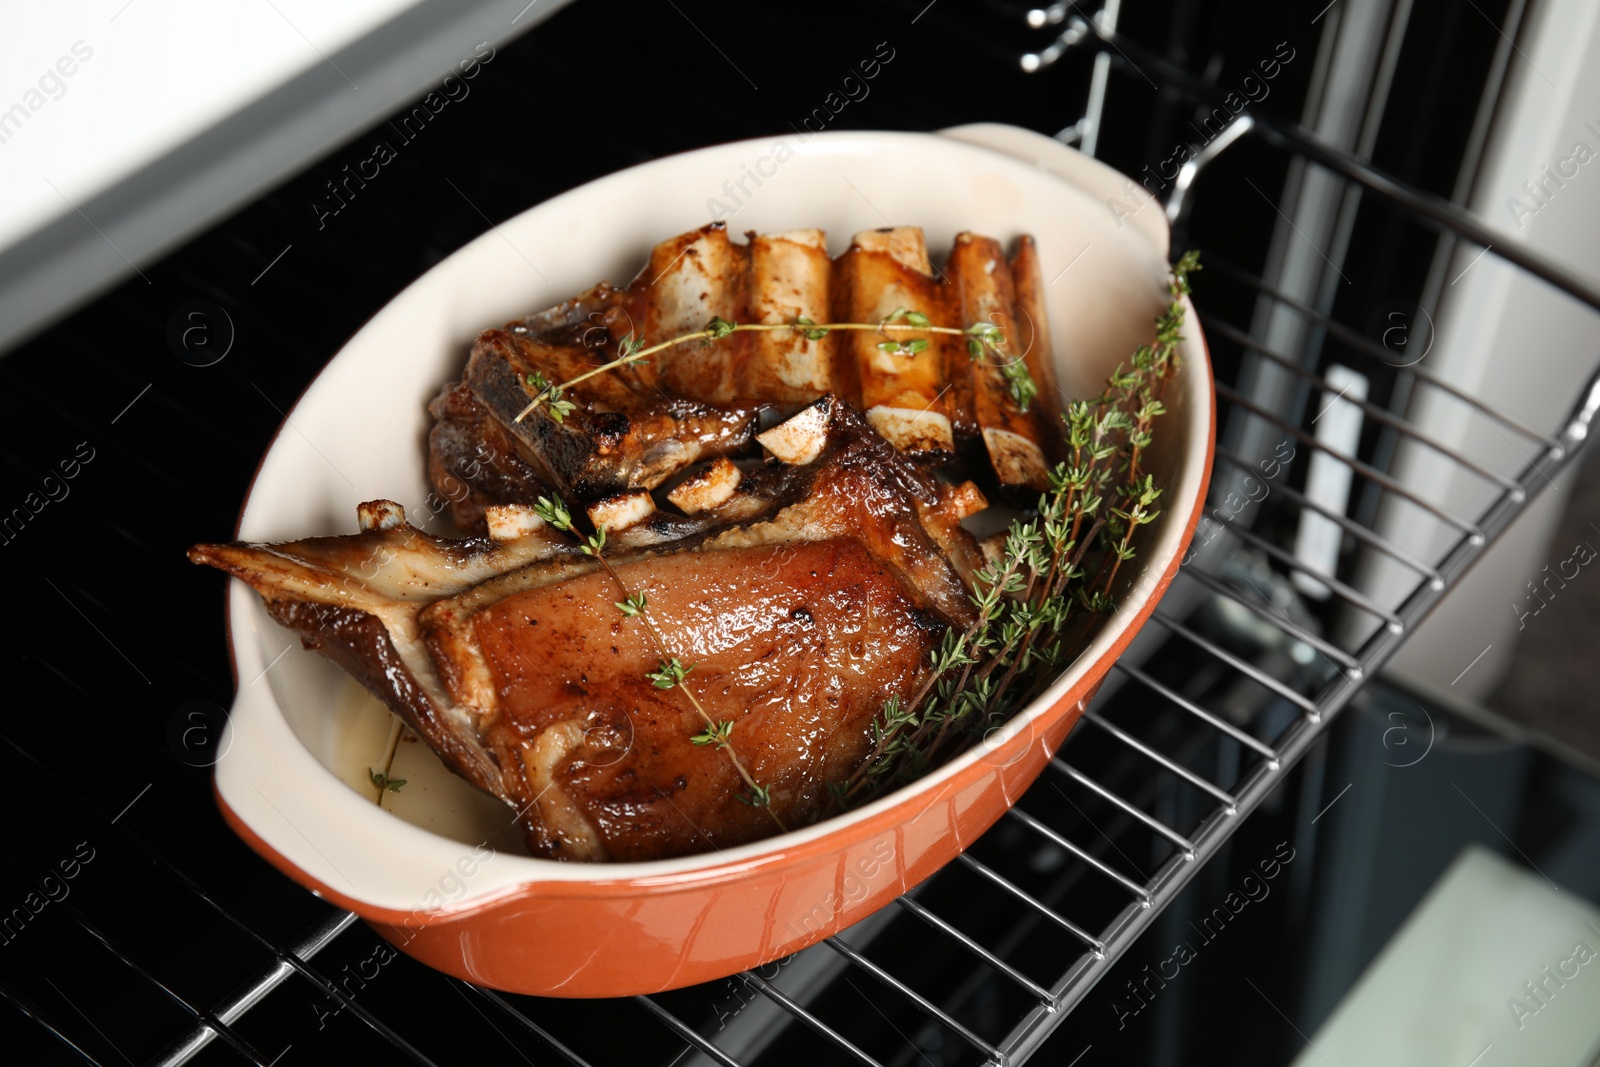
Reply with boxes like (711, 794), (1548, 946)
(369, 769), (406, 793)
(881, 307), (931, 329)
(964, 320), (1037, 412)
(617, 332), (646, 363)
(738, 783), (774, 809)
(795, 316), (829, 341)
(691, 720), (735, 748)
(877, 336), (930, 356)
(532, 494), (574, 532)
(1002, 359), (1038, 412)
(646, 657), (693, 690)
(523, 371), (577, 423)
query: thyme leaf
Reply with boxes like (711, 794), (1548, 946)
(646, 657), (693, 690)
(369, 769), (406, 793)
(691, 720), (735, 749)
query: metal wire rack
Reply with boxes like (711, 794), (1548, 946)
(5, 1), (1599, 1065)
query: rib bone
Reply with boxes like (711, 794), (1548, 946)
(433, 224), (1064, 524)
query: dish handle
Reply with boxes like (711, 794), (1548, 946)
(935, 123), (1170, 259)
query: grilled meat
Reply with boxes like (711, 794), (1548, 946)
(464, 322), (764, 504)
(192, 399), (988, 861)
(433, 224), (1059, 531)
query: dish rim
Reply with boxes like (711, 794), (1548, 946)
(210, 124), (1214, 919)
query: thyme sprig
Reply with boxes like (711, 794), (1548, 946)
(831, 252), (1200, 810)
(510, 310), (1032, 422)
(530, 493), (785, 830)
(369, 769), (406, 793)
(521, 371), (577, 423)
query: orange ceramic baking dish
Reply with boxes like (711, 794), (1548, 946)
(210, 124), (1215, 997)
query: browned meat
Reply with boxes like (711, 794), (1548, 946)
(428, 223), (1057, 519)
(1009, 235), (1068, 467)
(946, 233), (1049, 490)
(624, 224), (748, 402)
(452, 537), (940, 860)
(740, 229), (838, 400)
(465, 326), (765, 505)
(426, 381), (555, 533)
(192, 399), (984, 861)
(834, 227), (954, 456)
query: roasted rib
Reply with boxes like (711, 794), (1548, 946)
(432, 224), (1060, 531)
(193, 399), (988, 861)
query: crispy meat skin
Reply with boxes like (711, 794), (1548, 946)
(429, 224), (1058, 515)
(188, 519), (573, 798)
(469, 538), (942, 859)
(466, 327), (763, 504)
(270, 598), (507, 797)
(427, 381), (555, 534)
(193, 399), (981, 861)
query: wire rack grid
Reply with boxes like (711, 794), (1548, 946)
(8, 4), (1600, 1066)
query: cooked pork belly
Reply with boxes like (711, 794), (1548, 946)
(192, 398), (983, 861)
(465, 325), (764, 504)
(742, 229), (838, 400)
(946, 233), (1049, 489)
(835, 227), (955, 456)
(426, 381), (556, 533)
(1008, 235), (1067, 467)
(432, 224), (1060, 530)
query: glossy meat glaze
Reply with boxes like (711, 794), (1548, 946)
(430, 225), (1063, 532)
(193, 399), (989, 860)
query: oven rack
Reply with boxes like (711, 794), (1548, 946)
(7, 4), (1600, 1066)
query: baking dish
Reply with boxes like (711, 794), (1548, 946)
(210, 122), (1214, 996)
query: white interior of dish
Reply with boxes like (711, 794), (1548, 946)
(215, 125), (1211, 912)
